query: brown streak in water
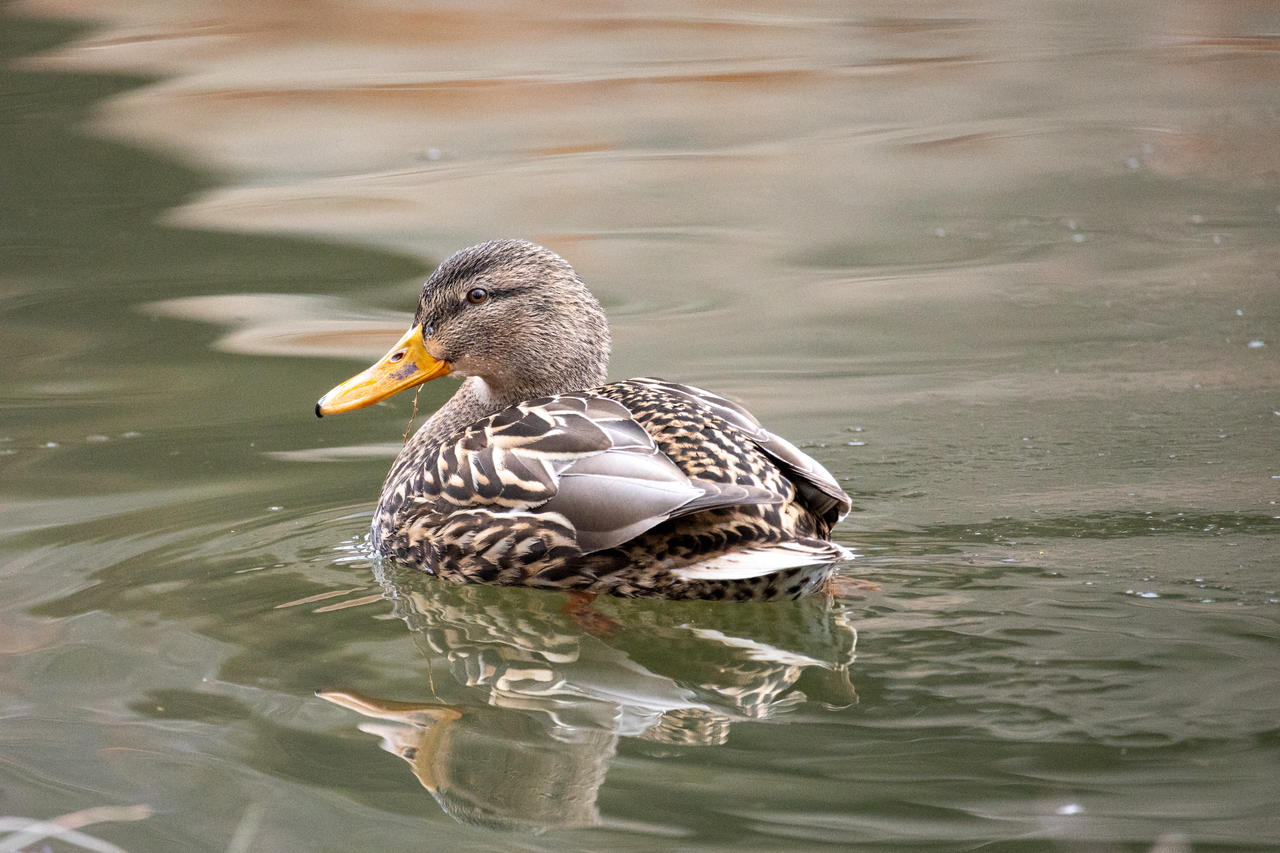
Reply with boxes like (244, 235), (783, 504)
(173, 59), (986, 112)
(1177, 36), (1280, 51)
(313, 592), (386, 613)
(274, 587), (368, 609)
(532, 142), (617, 157)
(45, 6), (821, 50)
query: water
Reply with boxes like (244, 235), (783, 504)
(2, 3), (1278, 851)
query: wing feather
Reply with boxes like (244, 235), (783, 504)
(415, 392), (783, 554)
(631, 378), (852, 526)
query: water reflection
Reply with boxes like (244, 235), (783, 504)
(320, 564), (857, 830)
(6, 1), (1278, 847)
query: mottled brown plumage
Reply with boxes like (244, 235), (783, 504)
(318, 240), (852, 600)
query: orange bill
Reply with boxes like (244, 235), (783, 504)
(315, 324), (451, 417)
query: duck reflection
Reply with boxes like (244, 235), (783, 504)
(319, 563), (858, 830)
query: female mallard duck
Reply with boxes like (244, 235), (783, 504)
(317, 240), (851, 600)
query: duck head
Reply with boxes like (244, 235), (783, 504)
(316, 240), (611, 417)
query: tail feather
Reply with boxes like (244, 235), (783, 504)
(671, 539), (853, 582)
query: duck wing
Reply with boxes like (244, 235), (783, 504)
(421, 393), (782, 553)
(626, 379), (852, 528)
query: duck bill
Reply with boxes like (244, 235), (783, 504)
(315, 325), (451, 417)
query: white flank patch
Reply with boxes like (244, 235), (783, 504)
(671, 542), (852, 581)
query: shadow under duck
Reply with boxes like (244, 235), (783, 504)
(317, 240), (852, 600)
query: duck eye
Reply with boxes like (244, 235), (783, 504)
(423, 323), (435, 337)
(466, 287), (488, 305)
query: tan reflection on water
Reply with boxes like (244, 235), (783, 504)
(146, 293), (407, 358)
(16, 0), (1280, 248)
(15, 0), (1278, 407)
(5, 3), (1280, 846)
(18, 0), (1274, 532)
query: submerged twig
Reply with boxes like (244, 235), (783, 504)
(402, 386), (423, 445)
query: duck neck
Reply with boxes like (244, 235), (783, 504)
(377, 379), (493, 518)
(416, 377), (503, 450)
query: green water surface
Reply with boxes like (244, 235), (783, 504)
(1, 7), (1278, 853)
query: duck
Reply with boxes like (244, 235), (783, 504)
(316, 240), (852, 600)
